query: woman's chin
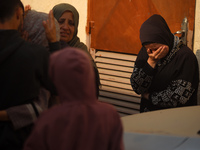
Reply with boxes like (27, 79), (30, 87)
(60, 37), (70, 43)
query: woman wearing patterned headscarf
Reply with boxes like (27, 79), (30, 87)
(23, 10), (60, 51)
(130, 14), (199, 112)
(52, 3), (100, 98)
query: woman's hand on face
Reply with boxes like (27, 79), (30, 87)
(148, 45), (169, 60)
(21, 30), (31, 42)
(147, 45), (169, 68)
(43, 10), (57, 43)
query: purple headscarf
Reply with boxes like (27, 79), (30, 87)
(23, 47), (124, 150)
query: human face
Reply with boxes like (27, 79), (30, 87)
(145, 43), (169, 61)
(144, 43), (168, 53)
(58, 11), (75, 43)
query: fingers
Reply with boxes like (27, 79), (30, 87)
(43, 20), (48, 30)
(43, 11), (57, 43)
(43, 20), (51, 39)
(157, 46), (169, 59)
(46, 10), (55, 28)
(147, 49), (152, 55)
(153, 46), (163, 59)
(50, 10), (54, 24)
(21, 30), (30, 41)
(25, 5), (31, 11)
(148, 46), (168, 60)
(24, 5), (31, 18)
(147, 46), (162, 59)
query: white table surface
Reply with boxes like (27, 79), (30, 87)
(121, 106), (200, 150)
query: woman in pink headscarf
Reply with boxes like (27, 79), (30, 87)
(23, 47), (124, 150)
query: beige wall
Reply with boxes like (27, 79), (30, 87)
(21, 0), (88, 45)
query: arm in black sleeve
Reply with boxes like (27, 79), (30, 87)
(150, 49), (199, 108)
(37, 48), (57, 95)
(48, 41), (61, 53)
(130, 47), (155, 94)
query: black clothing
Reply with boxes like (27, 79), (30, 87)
(0, 30), (55, 149)
(130, 15), (199, 112)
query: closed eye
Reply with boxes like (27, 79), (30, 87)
(68, 20), (75, 26)
(58, 19), (65, 24)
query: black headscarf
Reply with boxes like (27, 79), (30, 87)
(140, 14), (174, 51)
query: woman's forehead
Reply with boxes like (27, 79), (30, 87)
(144, 43), (164, 49)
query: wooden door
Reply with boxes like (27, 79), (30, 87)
(87, 0), (196, 54)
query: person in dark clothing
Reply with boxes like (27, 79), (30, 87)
(23, 47), (124, 150)
(0, 8), (61, 130)
(0, 0), (56, 149)
(130, 14), (199, 113)
(52, 3), (101, 97)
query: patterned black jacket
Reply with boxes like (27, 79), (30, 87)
(130, 43), (199, 112)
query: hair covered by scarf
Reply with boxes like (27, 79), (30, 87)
(49, 47), (96, 103)
(23, 10), (60, 50)
(52, 3), (87, 50)
(140, 14), (174, 51)
(53, 3), (79, 37)
(52, 3), (100, 97)
(23, 48), (124, 150)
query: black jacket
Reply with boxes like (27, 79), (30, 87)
(0, 30), (55, 149)
(0, 30), (56, 110)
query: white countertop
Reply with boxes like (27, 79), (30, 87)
(121, 106), (200, 150)
(122, 106), (200, 137)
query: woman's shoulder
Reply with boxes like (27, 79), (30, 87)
(76, 42), (88, 52)
(174, 45), (198, 66)
(177, 45), (197, 59)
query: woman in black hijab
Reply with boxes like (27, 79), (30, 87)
(130, 14), (199, 112)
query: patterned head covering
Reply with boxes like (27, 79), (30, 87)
(23, 10), (60, 50)
(140, 14), (174, 51)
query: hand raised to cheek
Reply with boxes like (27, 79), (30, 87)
(43, 10), (57, 43)
(146, 44), (169, 68)
(147, 45), (169, 61)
